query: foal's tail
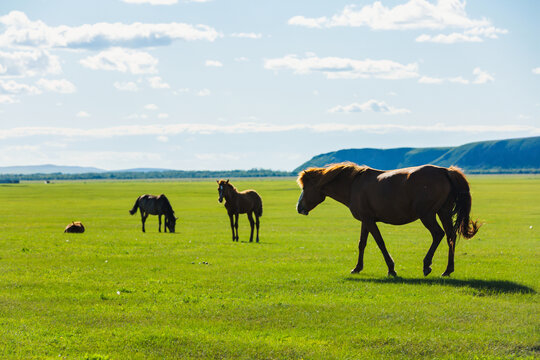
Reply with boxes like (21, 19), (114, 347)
(129, 197), (140, 215)
(446, 167), (480, 239)
(255, 196), (263, 217)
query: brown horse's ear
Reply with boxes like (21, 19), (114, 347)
(226, 179), (229, 183)
(216, 180), (219, 184)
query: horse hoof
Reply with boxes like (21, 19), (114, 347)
(423, 267), (432, 276)
(350, 267), (362, 274)
(441, 271), (452, 277)
(388, 270), (397, 277)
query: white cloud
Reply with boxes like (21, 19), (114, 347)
(418, 76), (445, 84)
(230, 33), (262, 39)
(205, 60), (223, 67)
(288, 16), (328, 29)
(0, 49), (61, 78)
(289, 0), (506, 44)
(76, 111), (90, 118)
(122, 0), (178, 4)
(0, 11), (222, 49)
(415, 33), (482, 43)
(36, 78), (76, 93)
(80, 48), (158, 74)
(0, 122), (537, 140)
(144, 103), (158, 110)
(329, 99), (411, 115)
(234, 57), (250, 62)
(114, 81), (139, 91)
(472, 67), (494, 84)
(418, 68), (492, 85)
(0, 95), (17, 104)
(197, 88), (210, 96)
(157, 135), (169, 142)
(147, 76), (170, 89)
(158, 113), (169, 119)
(0, 79), (41, 95)
(264, 54), (419, 80)
(532, 67), (540, 75)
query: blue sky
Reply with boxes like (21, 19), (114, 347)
(0, 0), (539, 171)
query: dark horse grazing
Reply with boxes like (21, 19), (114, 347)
(296, 162), (480, 277)
(129, 194), (178, 233)
(217, 179), (263, 242)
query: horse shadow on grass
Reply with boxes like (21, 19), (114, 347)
(344, 276), (536, 295)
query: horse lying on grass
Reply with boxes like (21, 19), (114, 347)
(217, 179), (262, 242)
(296, 162), (480, 277)
(64, 221), (85, 233)
(129, 194), (178, 233)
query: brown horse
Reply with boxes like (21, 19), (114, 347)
(129, 194), (178, 233)
(296, 162), (480, 277)
(64, 221), (85, 233)
(217, 179), (263, 242)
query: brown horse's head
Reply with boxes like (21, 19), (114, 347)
(217, 179), (232, 203)
(166, 216), (178, 233)
(296, 169), (326, 215)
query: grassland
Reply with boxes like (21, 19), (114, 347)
(0, 176), (538, 359)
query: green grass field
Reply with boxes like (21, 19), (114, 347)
(0, 177), (538, 359)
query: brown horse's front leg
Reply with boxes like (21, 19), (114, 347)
(158, 214), (162, 232)
(228, 213), (236, 241)
(247, 212), (255, 242)
(366, 221), (396, 277)
(351, 222), (369, 273)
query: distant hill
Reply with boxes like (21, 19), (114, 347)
(0, 164), (105, 175)
(295, 136), (540, 173)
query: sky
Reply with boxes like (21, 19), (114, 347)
(0, 0), (539, 171)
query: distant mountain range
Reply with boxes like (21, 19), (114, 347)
(0, 165), (174, 175)
(295, 136), (540, 173)
(0, 164), (106, 175)
(2, 136), (539, 177)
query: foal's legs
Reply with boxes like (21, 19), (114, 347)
(438, 210), (456, 276)
(247, 212), (255, 242)
(420, 213), (445, 276)
(365, 221), (396, 276)
(158, 214), (162, 232)
(234, 213), (239, 241)
(351, 222), (369, 273)
(228, 213), (236, 241)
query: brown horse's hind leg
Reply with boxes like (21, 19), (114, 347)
(141, 211), (148, 233)
(351, 222), (369, 273)
(420, 214), (445, 276)
(255, 215), (260, 243)
(247, 212), (255, 242)
(158, 214), (162, 232)
(366, 221), (396, 277)
(234, 214), (239, 241)
(438, 210), (456, 276)
(228, 213), (236, 241)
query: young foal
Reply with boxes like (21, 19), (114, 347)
(129, 194), (177, 233)
(296, 162), (480, 277)
(217, 179), (263, 242)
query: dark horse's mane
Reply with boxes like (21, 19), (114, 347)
(160, 194), (175, 217)
(297, 162), (369, 188)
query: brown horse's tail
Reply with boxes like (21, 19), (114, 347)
(129, 197), (140, 215)
(255, 196), (263, 217)
(446, 166), (480, 239)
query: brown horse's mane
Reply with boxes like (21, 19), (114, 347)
(218, 179), (237, 193)
(297, 162), (369, 188)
